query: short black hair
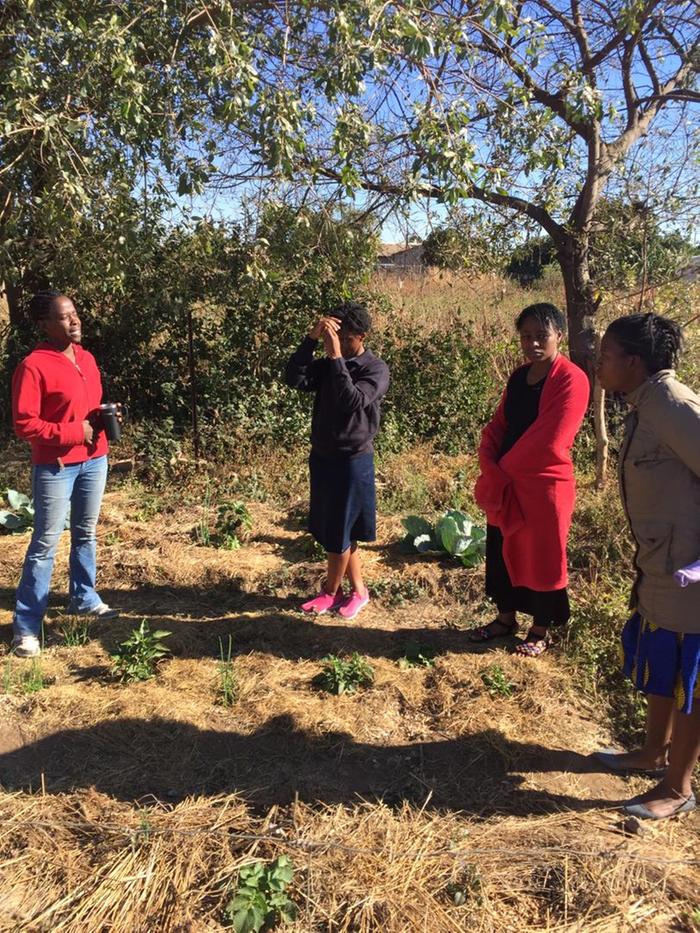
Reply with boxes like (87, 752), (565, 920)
(606, 312), (683, 374)
(516, 302), (567, 333)
(330, 300), (371, 335)
(29, 290), (65, 324)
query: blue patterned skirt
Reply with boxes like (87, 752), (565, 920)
(621, 612), (700, 715)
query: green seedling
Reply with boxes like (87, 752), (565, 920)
(223, 855), (297, 932)
(217, 635), (237, 707)
(58, 615), (92, 647)
(481, 664), (515, 698)
(314, 653), (374, 695)
(399, 640), (437, 669)
(111, 620), (171, 683)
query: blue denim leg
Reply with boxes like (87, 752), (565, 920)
(13, 463), (76, 638)
(67, 455), (108, 612)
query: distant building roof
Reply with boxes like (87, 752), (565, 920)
(378, 242), (422, 257)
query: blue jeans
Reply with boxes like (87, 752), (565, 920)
(13, 455), (108, 638)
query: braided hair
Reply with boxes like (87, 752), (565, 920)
(606, 313), (683, 374)
(28, 290), (65, 324)
(329, 300), (372, 335)
(516, 302), (567, 333)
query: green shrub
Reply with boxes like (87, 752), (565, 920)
(378, 328), (497, 453)
(505, 236), (557, 285)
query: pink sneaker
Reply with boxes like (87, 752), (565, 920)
(301, 589), (345, 614)
(338, 590), (370, 620)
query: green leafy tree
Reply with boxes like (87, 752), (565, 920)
(210, 1), (699, 376)
(422, 211), (504, 273)
(0, 0), (257, 319)
(2, 1), (697, 381)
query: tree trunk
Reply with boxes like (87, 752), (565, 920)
(4, 280), (23, 327)
(556, 233), (599, 383)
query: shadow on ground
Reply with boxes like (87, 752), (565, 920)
(2, 584), (505, 661)
(0, 715), (623, 816)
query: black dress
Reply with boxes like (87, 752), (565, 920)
(485, 365), (570, 628)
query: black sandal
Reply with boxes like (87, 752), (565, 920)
(469, 618), (518, 642)
(514, 627), (551, 657)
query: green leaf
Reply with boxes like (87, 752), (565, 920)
(402, 515), (432, 537)
(6, 489), (29, 510)
(436, 515), (460, 554)
(0, 512), (24, 530)
(232, 904), (265, 933)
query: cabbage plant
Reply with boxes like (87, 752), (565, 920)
(402, 510), (486, 567)
(0, 490), (35, 533)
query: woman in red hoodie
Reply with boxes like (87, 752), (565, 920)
(471, 303), (589, 657)
(11, 291), (119, 658)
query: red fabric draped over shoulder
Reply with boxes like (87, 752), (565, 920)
(474, 354), (590, 591)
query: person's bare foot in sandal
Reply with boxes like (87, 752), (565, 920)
(514, 624), (550, 657)
(469, 612), (517, 642)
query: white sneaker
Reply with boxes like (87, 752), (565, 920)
(67, 601), (119, 620)
(12, 635), (41, 658)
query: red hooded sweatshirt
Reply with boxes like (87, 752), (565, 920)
(12, 342), (109, 466)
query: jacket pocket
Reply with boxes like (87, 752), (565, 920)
(670, 523), (700, 571)
(633, 521), (673, 576)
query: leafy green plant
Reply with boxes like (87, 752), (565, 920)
(402, 510), (486, 567)
(3, 658), (48, 695)
(481, 664), (515, 698)
(214, 501), (253, 549)
(111, 620), (171, 683)
(369, 577), (424, 607)
(398, 640), (437, 669)
(58, 615), (92, 647)
(196, 499), (253, 550)
(223, 855), (297, 933)
(314, 653), (375, 695)
(131, 419), (182, 479)
(0, 489), (35, 532)
(300, 535), (326, 562)
(217, 635), (238, 707)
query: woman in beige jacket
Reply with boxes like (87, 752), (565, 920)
(596, 313), (699, 820)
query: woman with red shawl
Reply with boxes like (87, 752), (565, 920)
(471, 303), (589, 657)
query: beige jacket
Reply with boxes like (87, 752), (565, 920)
(619, 370), (700, 634)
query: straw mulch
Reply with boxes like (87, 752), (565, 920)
(0, 490), (698, 931)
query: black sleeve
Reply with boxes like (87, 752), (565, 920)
(326, 358), (390, 413)
(284, 337), (324, 392)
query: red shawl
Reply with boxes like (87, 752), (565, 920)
(474, 354), (589, 590)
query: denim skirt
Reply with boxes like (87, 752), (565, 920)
(308, 452), (376, 554)
(621, 612), (700, 715)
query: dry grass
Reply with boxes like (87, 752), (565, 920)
(0, 473), (698, 931)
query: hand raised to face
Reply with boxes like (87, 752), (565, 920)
(322, 323), (342, 359)
(308, 316), (341, 341)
